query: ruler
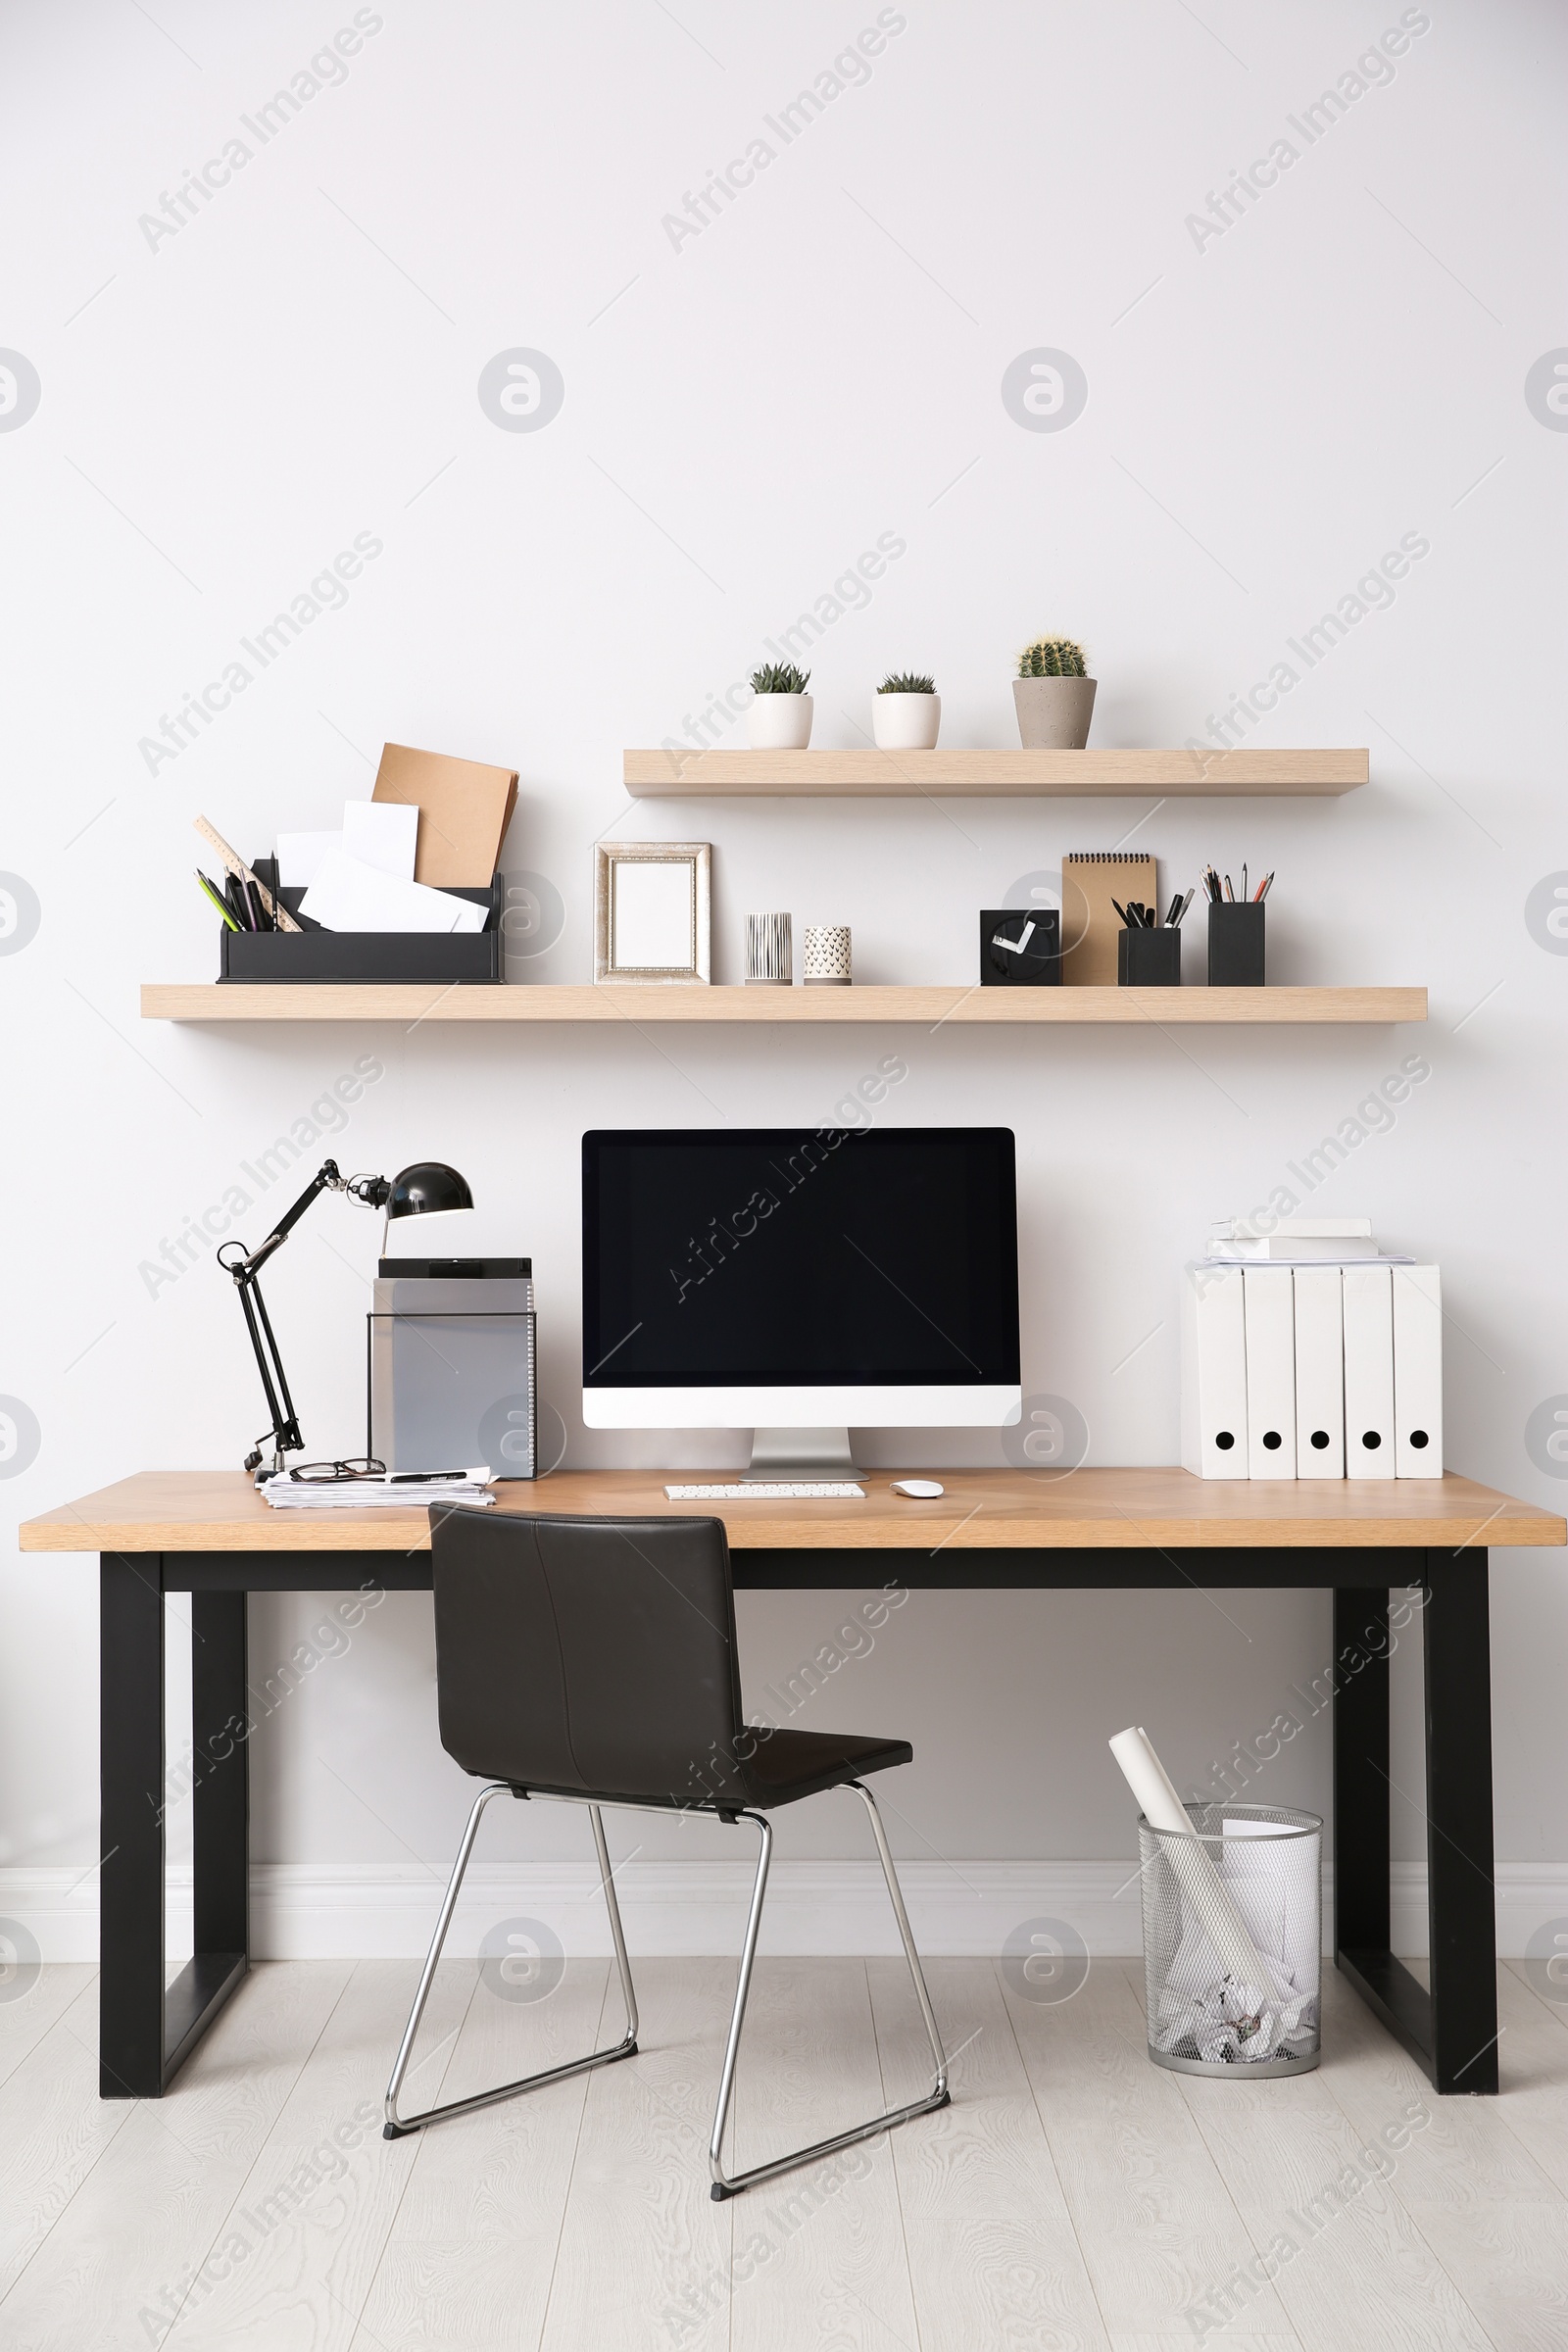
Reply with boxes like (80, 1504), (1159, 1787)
(193, 815), (301, 933)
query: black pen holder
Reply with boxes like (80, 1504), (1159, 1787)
(1118, 926), (1182, 987)
(980, 907), (1061, 986)
(1207, 901), (1265, 987)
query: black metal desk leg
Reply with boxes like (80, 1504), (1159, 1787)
(99, 1553), (166, 2098)
(1333, 1586), (1391, 1959)
(192, 1592), (249, 1958)
(176, 1591), (251, 2074)
(98, 1560), (252, 2099)
(1333, 1585), (1438, 2076)
(1424, 1548), (1497, 2094)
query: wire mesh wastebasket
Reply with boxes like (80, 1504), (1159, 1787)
(1138, 1800), (1321, 2078)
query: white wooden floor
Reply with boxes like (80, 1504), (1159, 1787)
(2, 1951), (1566, 2348)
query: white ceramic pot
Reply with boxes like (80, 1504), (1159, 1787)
(1012, 676), (1097, 750)
(872, 692), (941, 751)
(748, 693), (813, 750)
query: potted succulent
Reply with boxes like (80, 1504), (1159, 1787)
(748, 662), (813, 749)
(1013, 637), (1096, 749)
(872, 670), (940, 751)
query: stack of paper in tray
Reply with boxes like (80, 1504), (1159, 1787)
(277, 744), (517, 935)
(261, 1469), (494, 1509)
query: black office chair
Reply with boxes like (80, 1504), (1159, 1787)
(383, 1507), (949, 2200)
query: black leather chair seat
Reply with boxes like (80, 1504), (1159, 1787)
(736, 1726), (913, 1809)
(505, 1730), (912, 1816)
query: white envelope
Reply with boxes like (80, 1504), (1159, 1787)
(276, 830), (342, 887)
(342, 798), (418, 880)
(300, 850), (486, 935)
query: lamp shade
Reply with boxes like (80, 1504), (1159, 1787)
(386, 1162), (473, 1220)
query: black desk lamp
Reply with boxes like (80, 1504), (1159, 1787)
(218, 1159), (473, 1480)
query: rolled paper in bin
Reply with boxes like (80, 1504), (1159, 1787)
(1109, 1725), (1291, 2004)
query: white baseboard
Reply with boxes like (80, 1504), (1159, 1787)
(6, 1860), (1568, 1964)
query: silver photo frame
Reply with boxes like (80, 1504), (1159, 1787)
(595, 842), (711, 984)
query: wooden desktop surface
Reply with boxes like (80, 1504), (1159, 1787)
(19, 1468), (1564, 1555)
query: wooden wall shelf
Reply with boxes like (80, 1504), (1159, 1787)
(141, 984), (1425, 1026)
(622, 748), (1368, 798)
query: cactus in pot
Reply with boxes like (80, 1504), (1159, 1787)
(1013, 635), (1096, 746)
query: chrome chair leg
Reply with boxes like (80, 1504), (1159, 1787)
(708, 1781), (950, 2200)
(383, 1785), (639, 2138)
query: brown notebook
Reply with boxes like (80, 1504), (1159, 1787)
(1061, 852), (1156, 986)
(372, 742), (518, 888)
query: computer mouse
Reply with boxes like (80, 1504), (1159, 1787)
(891, 1479), (945, 1498)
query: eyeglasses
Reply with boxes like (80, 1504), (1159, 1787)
(287, 1456), (387, 1485)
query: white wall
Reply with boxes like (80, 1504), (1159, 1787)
(4, 0), (1567, 1963)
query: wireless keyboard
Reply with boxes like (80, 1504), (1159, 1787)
(663, 1482), (866, 1500)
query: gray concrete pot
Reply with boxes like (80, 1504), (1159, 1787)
(1013, 675), (1097, 750)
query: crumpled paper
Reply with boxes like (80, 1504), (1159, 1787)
(1152, 1910), (1317, 2065)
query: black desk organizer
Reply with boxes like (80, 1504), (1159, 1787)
(219, 860), (503, 984)
(1207, 901), (1265, 987)
(1118, 927), (1181, 986)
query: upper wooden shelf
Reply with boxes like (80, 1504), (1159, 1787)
(622, 748), (1368, 799)
(141, 983), (1425, 1025)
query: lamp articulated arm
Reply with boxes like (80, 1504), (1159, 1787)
(218, 1161), (390, 1479)
(217, 1158), (473, 1482)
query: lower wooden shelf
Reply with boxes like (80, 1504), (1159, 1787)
(140, 983), (1426, 1025)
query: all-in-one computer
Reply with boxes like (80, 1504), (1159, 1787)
(582, 1127), (1021, 1493)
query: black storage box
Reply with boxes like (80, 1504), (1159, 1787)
(219, 860), (503, 984)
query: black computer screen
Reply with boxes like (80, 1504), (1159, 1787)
(582, 1128), (1019, 1388)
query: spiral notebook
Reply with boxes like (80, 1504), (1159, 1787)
(1062, 852), (1157, 986)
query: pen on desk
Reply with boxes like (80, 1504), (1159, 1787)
(224, 874), (254, 930)
(1175, 887), (1195, 925)
(1112, 898), (1130, 926)
(1223, 873), (1235, 903)
(197, 870), (240, 930)
(245, 877), (270, 931)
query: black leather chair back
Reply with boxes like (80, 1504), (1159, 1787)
(429, 1506), (751, 1808)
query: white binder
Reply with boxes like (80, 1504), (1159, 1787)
(1243, 1266), (1297, 1478)
(1293, 1265), (1346, 1479)
(1343, 1263), (1396, 1477)
(1181, 1263), (1249, 1479)
(1393, 1263), (1443, 1476)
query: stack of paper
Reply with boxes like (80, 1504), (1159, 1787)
(261, 1468), (494, 1509)
(281, 798), (487, 935)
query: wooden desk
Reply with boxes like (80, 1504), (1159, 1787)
(23, 1468), (1563, 2105)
